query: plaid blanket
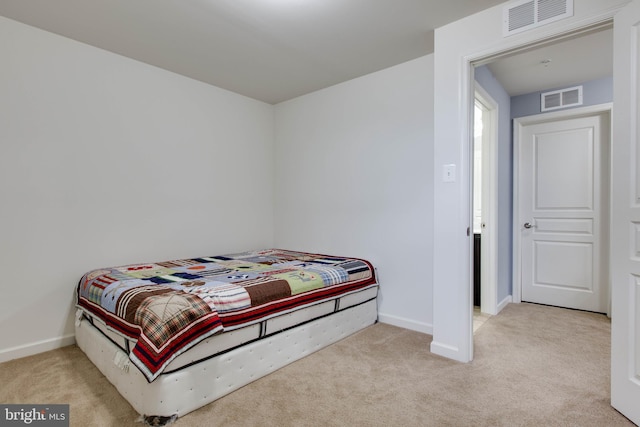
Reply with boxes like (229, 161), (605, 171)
(77, 249), (375, 382)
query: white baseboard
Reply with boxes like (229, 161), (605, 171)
(430, 340), (467, 361)
(378, 312), (433, 335)
(0, 334), (76, 364)
(497, 295), (513, 314)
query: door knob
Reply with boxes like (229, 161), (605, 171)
(524, 222), (533, 229)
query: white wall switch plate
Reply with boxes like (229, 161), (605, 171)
(442, 164), (456, 182)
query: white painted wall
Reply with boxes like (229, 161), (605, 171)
(0, 16), (275, 361)
(274, 56), (434, 333)
(432, 0), (630, 362)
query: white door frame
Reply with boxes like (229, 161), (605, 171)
(474, 83), (498, 315)
(512, 104), (612, 309)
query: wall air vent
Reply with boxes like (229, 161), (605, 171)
(541, 85), (583, 112)
(503, 0), (573, 37)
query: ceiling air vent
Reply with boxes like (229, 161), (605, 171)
(503, 0), (574, 37)
(541, 86), (583, 112)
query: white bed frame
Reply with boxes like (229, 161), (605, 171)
(75, 284), (378, 418)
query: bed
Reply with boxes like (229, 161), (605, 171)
(74, 248), (378, 422)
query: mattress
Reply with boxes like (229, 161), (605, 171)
(76, 249), (378, 381)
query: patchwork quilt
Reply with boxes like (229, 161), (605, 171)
(76, 249), (376, 382)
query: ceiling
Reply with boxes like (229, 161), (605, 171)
(0, 1), (613, 104)
(0, 0), (505, 104)
(487, 26), (613, 96)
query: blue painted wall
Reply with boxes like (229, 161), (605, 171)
(474, 65), (512, 306)
(511, 76), (612, 119)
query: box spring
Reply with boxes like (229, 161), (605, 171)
(75, 284), (378, 418)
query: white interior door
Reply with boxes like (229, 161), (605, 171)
(611, 0), (640, 423)
(518, 113), (609, 313)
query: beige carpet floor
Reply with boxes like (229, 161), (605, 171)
(0, 303), (634, 427)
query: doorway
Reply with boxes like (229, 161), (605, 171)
(468, 25), (613, 323)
